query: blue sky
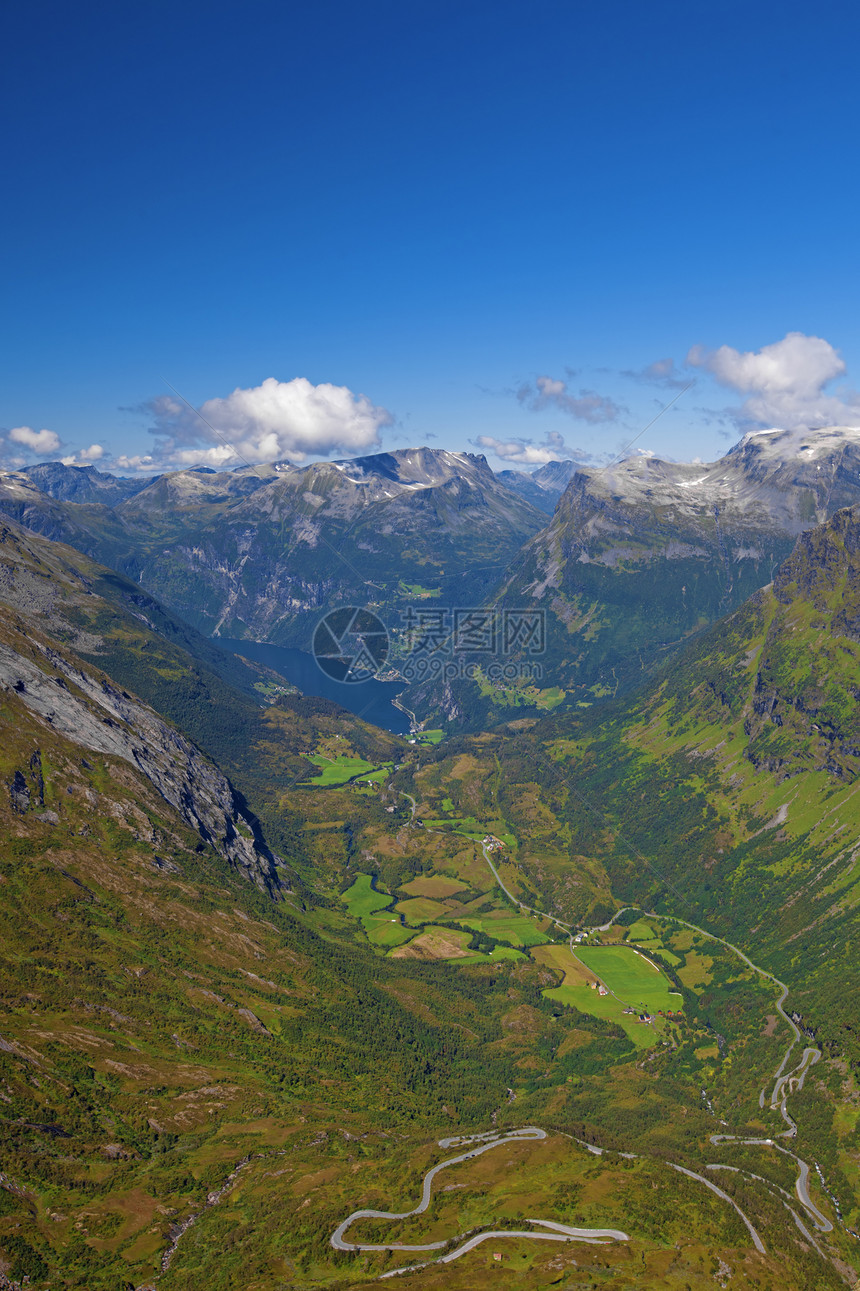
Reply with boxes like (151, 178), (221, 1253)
(3, 0), (860, 473)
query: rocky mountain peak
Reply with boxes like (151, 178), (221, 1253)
(494, 460), (577, 514)
(328, 446), (495, 488)
(21, 460), (156, 505)
(549, 425), (860, 537)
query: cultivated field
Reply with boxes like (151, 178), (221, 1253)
(342, 874), (416, 946)
(576, 945), (680, 1015)
(302, 754), (391, 786)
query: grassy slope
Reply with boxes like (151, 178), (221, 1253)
(0, 638), (828, 1290)
(0, 681), (550, 1288)
(5, 510), (860, 1286)
(400, 507), (860, 1257)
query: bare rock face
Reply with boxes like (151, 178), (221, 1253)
(9, 770), (29, 814)
(0, 636), (279, 894)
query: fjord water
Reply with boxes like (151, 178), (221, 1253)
(214, 636), (411, 734)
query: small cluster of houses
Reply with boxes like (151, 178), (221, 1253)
(622, 1005), (655, 1024)
(482, 835), (504, 852)
(588, 980), (609, 997)
(620, 1005), (683, 1023)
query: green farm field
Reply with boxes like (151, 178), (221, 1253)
(395, 896), (455, 924)
(399, 875), (469, 899)
(302, 754), (391, 786)
(486, 944), (527, 961)
(576, 945), (681, 1014)
(459, 912), (551, 948)
(341, 874), (416, 947)
(364, 917), (416, 947)
(533, 945), (674, 1048)
(342, 873), (389, 918)
(416, 727), (444, 743)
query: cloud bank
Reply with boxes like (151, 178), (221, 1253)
(60, 444), (105, 466)
(0, 426), (106, 471)
(687, 332), (860, 430)
(145, 376), (394, 469)
(9, 426), (62, 454)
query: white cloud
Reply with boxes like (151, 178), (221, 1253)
(687, 332), (860, 430)
(0, 427), (110, 472)
(147, 376), (394, 467)
(113, 453), (158, 472)
(476, 430), (577, 465)
(8, 425), (62, 454)
(60, 444), (105, 466)
(516, 375), (621, 423)
(622, 357), (689, 389)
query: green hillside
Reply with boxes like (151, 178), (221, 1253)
(4, 506), (860, 1286)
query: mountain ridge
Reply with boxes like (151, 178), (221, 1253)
(412, 426), (860, 728)
(0, 449), (548, 648)
(495, 459), (577, 513)
(21, 461), (157, 506)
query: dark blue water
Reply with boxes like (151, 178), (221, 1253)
(214, 637), (411, 735)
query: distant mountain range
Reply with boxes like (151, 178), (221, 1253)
(22, 459), (156, 504)
(1, 448), (547, 648)
(7, 430), (860, 728)
(494, 459), (577, 512)
(19, 454), (575, 514)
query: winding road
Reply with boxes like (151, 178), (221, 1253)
(330, 825), (838, 1273)
(331, 1127), (629, 1277)
(613, 913), (835, 1235)
(476, 851), (838, 1246)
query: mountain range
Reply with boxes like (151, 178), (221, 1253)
(494, 458), (577, 512)
(21, 461), (156, 506)
(410, 426), (860, 727)
(3, 442), (860, 1285)
(10, 429), (860, 733)
(1, 449), (547, 649)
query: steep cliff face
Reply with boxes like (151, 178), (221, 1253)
(0, 517), (286, 891)
(0, 618), (279, 893)
(0, 515), (414, 896)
